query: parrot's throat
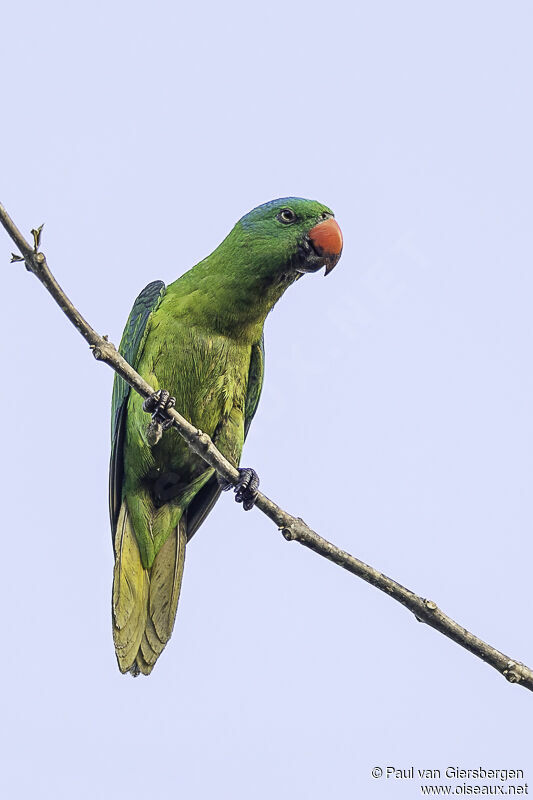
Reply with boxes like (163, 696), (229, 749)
(173, 244), (301, 342)
(204, 268), (299, 341)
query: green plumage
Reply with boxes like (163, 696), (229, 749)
(110, 197), (339, 675)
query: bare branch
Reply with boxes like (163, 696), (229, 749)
(2, 200), (532, 692)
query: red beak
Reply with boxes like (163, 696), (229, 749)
(308, 217), (343, 274)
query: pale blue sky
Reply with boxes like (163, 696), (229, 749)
(1, 1), (532, 798)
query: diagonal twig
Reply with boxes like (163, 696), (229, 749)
(2, 200), (532, 692)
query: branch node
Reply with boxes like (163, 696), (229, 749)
(280, 526), (295, 541)
(503, 661), (522, 684)
(424, 599), (437, 611)
(89, 338), (117, 361)
(22, 251), (45, 275)
(195, 429), (211, 451)
(10, 253), (24, 263)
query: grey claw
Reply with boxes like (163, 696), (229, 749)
(143, 390), (176, 443)
(233, 467), (260, 511)
(142, 393), (157, 413)
(217, 468), (259, 508)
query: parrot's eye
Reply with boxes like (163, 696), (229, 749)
(277, 208), (297, 224)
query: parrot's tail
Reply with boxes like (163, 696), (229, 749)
(112, 501), (186, 676)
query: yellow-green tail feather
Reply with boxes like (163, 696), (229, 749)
(112, 501), (186, 676)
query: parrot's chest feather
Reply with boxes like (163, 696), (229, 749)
(150, 322), (250, 427)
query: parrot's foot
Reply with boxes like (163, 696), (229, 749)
(219, 467), (260, 511)
(143, 390), (176, 446)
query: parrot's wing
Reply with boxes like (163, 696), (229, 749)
(186, 334), (265, 540)
(109, 280), (166, 532)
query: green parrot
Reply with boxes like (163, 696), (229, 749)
(109, 197), (343, 675)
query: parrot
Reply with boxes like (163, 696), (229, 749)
(109, 197), (343, 675)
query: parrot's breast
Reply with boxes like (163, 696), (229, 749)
(128, 314), (252, 489)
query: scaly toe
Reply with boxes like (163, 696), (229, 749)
(234, 467), (260, 511)
(142, 389), (176, 439)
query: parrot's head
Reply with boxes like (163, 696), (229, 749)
(235, 197), (343, 278)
